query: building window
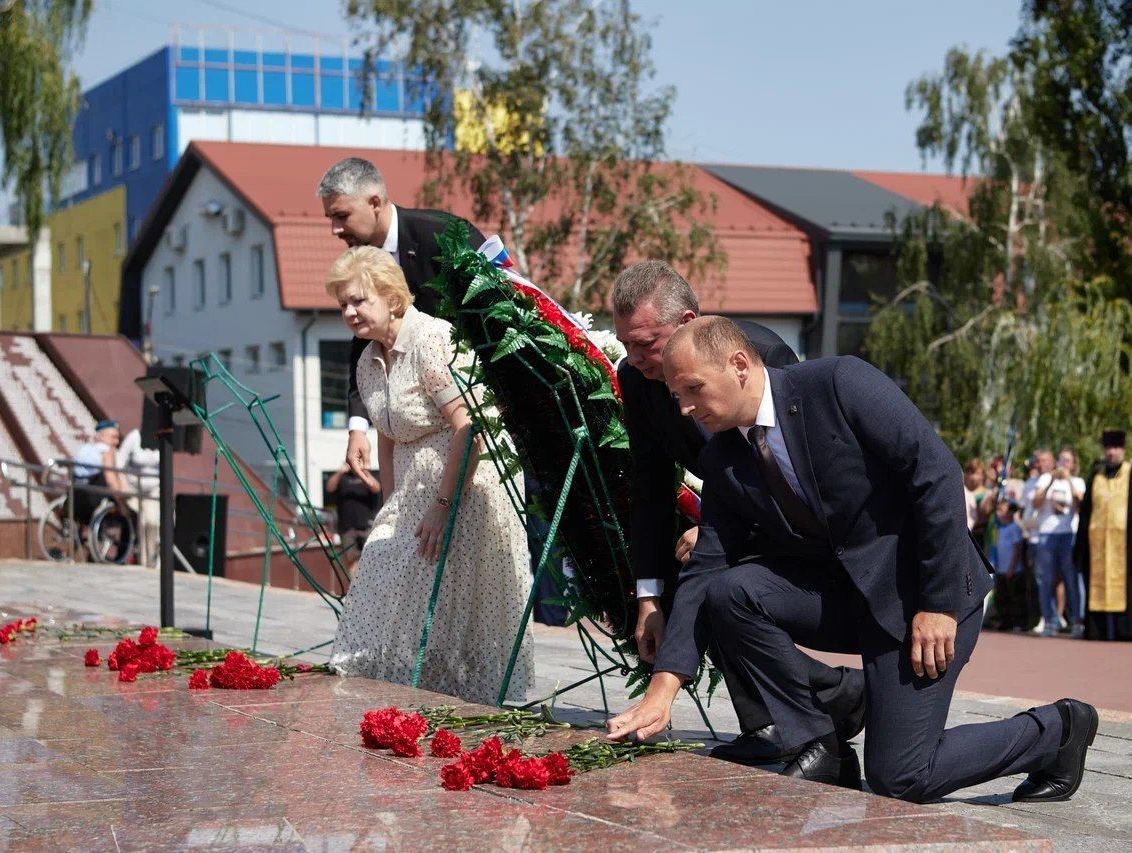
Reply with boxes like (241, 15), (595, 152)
(163, 266), (175, 314)
(128, 134), (141, 171)
(89, 154), (101, 186)
(112, 138), (123, 176)
(56, 242), (65, 272)
(218, 252), (232, 304)
(151, 124), (165, 161)
(113, 223), (124, 257)
(218, 348), (232, 370)
(77, 309), (87, 333)
(250, 244), (264, 298)
(839, 251), (900, 316)
(58, 314), (67, 332)
(246, 344), (261, 373)
(192, 259), (205, 309)
(172, 354), (186, 368)
(76, 236), (86, 270)
(268, 341), (286, 370)
(319, 340), (350, 429)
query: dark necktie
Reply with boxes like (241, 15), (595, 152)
(746, 425), (824, 538)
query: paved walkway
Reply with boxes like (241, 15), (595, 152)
(3, 559), (1131, 850)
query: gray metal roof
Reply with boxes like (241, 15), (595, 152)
(703, 164), (923, 241)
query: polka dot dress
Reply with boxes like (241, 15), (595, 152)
(329, 307), (535, 705)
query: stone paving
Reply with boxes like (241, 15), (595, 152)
(2, 558), (1131, 850)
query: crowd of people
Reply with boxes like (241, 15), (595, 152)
(963, 433), (1131, 642)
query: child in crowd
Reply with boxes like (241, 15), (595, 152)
(988, 499), (1028, 631)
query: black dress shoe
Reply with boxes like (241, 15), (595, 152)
(781, 739), (862, 790)
(710, 725), (798, 765)
(1012, 698), (1098, 803)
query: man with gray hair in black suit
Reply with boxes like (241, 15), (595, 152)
(317, 157), (485, 488)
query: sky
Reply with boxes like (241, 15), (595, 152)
(3, 0), (1024, 220)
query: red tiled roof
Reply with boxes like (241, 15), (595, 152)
(188, 141), (817, 317)
(853, 170), (979, 218)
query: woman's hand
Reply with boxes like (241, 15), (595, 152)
(415, 501), (451, 562)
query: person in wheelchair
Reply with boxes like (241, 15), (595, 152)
(71, 419), (128, 530)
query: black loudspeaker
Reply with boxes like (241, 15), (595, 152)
(173, 493), (227, 576)
(140, 365), (205, 454)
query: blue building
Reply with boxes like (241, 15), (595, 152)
(62, 39), (428, 245)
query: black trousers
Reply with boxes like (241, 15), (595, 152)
(704, 560), (1063, 802)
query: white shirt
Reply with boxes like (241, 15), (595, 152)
(348, 204), (402, 434)
(1034, 472), (1085, 536)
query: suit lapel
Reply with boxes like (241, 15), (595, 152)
(397, 206), (423, 282)
(768, 368), (827, 532)
(721, 428), (788, 528)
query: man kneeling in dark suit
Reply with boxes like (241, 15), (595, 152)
(607, 316), (1097, 804)
(612, 261), (864, 767)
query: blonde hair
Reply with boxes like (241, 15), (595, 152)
(325, 245), (414, 315)
(665, 315), (761, 367)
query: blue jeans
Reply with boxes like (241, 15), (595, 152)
(1034, 532), (1083, 625)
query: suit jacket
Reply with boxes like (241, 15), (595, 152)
(654, 356), (995, 678)
(347, 207), (486, 422)
(619, 320), (798, 582)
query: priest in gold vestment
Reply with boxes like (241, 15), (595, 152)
(1075, 430), (1132, 641)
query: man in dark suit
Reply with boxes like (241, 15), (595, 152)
(612, 262), (864, 768)
(317, 157), (485, 486)
(608, 317), (1097, 804)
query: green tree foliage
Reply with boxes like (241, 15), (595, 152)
(867, 16), (1132, 463)
(1014, 0), (1132, 289)
(344, 0), (723, 310)
(0, 0), (92, 236)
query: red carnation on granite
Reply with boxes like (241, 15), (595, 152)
(208, 651), (281, 689)
(138, 626), (158, 647)
(107, 638), (140, 671)
(83, 648), (101, 667)
(440, 762), (475, 791)
(359, 707), (428, 754)
(188, 669), (210, 690)
(137, 643), (176, 673)
(460, 737), (505, 784)
(118, 662), (140, 683)
(429, 729), (463, 758)
(542, 752), (573, 786)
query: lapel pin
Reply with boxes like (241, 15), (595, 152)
(788, 404), (798, 415)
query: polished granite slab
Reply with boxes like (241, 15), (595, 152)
(0, 603), (1049, 851)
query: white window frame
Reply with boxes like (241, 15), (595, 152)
(152, 124), (165, 161)
(219, 252), (232, 304)
(163, 266), (176, 314)
(250, 244), (265, 299)
(192, 259), (206, 310)
(128, 134), (141, 171)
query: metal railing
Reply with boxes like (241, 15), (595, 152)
(0, 456), (336, 566)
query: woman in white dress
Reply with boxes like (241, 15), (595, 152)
(326, 246), (535, 704)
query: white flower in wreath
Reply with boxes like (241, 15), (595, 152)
(574, 311), (595, 331)
(587, 328), (627, 365)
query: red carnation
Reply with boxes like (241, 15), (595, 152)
(0, 628), (13, 645)
(440, 762), (475, 791)
(295, 662), (313, 673)
(492, 749), (525, 788)
(137, 626), (158, 647)
(109, 638), (140, 670)
(23, 617), (38, 631)
(360, 707), (406, 749)
(675, 484), (702, 523)
(188, 669), (210, 690)
(429, 729), (463, 758)
(390, 734), (423, 758)
(511, 756), (551, 790)
(83, 648), (101, 667)
(542, 752), (573, 786)
(138, 643), (176, 673)
(118, 662), (140, 683)
(461, 737), (505, 783)
(208, 651), (281, 689)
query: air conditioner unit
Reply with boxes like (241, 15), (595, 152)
(223, 208), (245, 236)
(164, 224), (187, 252)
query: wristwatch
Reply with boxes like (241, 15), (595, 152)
(436, 495), (452, 508)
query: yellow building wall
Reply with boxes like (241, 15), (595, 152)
(0, 247), (35, 331)
(49, 186), (126, 334)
